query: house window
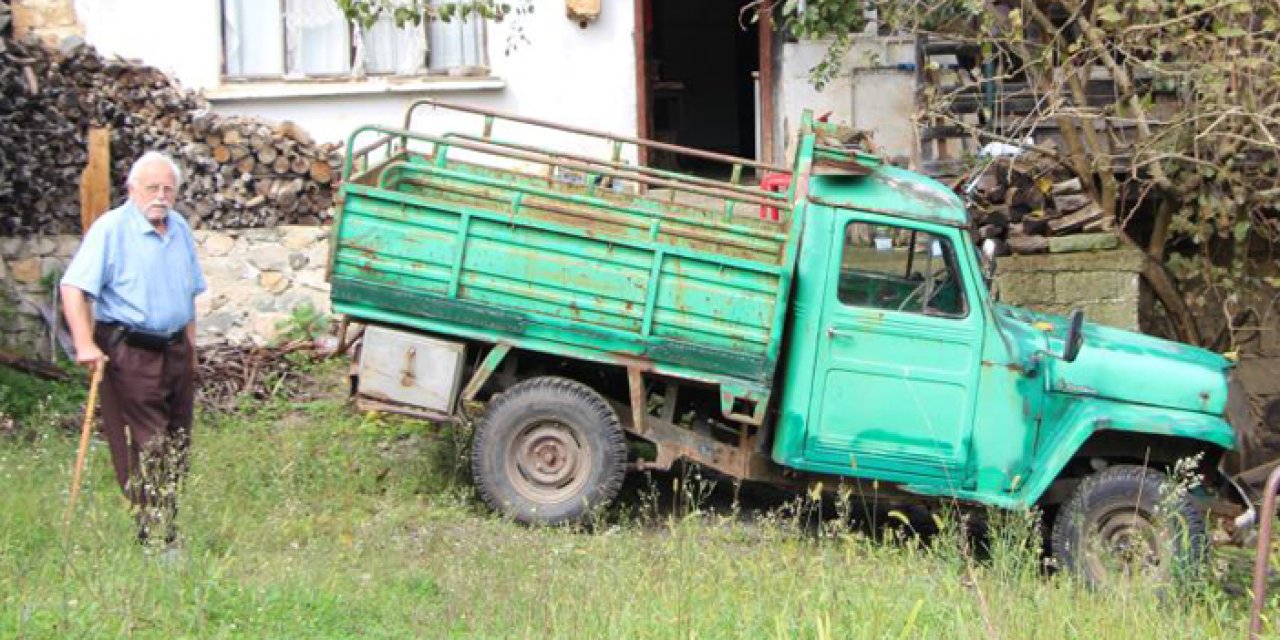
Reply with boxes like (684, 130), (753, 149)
(221, 0), (487, 79)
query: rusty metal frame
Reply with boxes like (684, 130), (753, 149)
(356, 395), (458, 424)
(358, 126), (791, 216)
(439, 132), (779, 200)
(1249, 465), (1280, 638)
(403, 98), (790, 174)
(461, 342), (512, 402)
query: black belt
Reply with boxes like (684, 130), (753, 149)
(98, 321), (185, 351)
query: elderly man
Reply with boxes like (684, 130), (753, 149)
(60, 151), (206, 547)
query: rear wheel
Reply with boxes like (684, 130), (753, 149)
(1051, 465), (1207, 587)
(471, 377), (627, 525)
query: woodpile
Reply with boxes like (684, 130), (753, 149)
(962, 151), (1111, 256)
(182, 115), (343, 228)
(0, 35), (340, 235)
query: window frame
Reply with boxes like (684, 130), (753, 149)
(217, 0), (491, 83)
(835, 220), (970, 319)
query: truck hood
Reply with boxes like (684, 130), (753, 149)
(994, 305), (1231, 415)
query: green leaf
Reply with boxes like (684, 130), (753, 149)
(1097, 4), (1124, 24)
(1233, 221), (1251, 242)
(1215, 25), (1247, 38)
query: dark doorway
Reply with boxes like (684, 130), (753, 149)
(642, 0), (760, 176)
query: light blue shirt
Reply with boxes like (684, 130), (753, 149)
(61, 201), (207, 334)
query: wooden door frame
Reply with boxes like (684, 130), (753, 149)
(633, 0), (776, 167)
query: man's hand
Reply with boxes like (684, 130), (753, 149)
(75, 341), (105, 368)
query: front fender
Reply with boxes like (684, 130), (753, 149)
(1017, 397), (1236, 507)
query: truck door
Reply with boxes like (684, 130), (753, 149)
(804, 214), (983, 486)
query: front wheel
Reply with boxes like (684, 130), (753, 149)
(1051, 465), (1208, 587)
(471, 377), (627, 525)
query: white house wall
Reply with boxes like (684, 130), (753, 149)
(73, 0), (638, 156)
(779, 36), (917, 166)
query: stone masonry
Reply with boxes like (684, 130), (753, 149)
(11, 0), (83, 47)
(995, 240), (1145, 331)
(0, 226), (334, 357)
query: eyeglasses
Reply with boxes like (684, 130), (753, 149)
(141, 184), (177, 196)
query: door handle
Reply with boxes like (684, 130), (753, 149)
(827, 326), (848, 339)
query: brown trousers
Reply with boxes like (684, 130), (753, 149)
(94, 323), (195, 541)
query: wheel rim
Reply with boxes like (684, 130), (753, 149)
(1083, 506), (1164, 581)
(507, 420), (591, 503)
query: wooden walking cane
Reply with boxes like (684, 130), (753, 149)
(63, 359), (105, 535)
(63, 129), (112, 537)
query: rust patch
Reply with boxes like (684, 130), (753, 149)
(981, 360), (1026, 375)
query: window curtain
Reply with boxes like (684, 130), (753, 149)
(427, 0), (486, 71)
(284, 0), (350, 76)
(364, 15), (427, 75)
(223, 0), (285, 77)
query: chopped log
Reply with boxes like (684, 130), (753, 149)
(1048, 204), (1104, 235)
(1050, 177), (1082, 195)
(1052, 193), (1092, 214)
(1020, 215), (1050, 236)
(256, 144), (278, 164)
(211, 144), (231, 163)
(277, 120), (314, 147)
(308, 159), (332, 184)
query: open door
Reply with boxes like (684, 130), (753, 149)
(637, 0), (770, 175)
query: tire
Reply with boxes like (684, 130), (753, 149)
(470, 376), (628, 525)
(1051, 465), (1208, 587)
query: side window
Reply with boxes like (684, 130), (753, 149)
(836, 222), (967, 317)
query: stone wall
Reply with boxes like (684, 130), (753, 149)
(0, 226), (333, 357)
(995, 238), (1145, 331)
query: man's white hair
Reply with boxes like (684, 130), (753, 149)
(127, 151), (183, 188)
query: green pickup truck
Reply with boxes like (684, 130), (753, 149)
(329, 99), (1252, 584)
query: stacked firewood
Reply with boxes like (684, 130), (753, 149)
(964, 154), (1110, 255)
(0, 35), (340, 234)
(182, 116), (342, 228)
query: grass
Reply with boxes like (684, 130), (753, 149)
(0, 360), (1271, 639)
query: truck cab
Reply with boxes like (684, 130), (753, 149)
(774, 163), (1238, 499)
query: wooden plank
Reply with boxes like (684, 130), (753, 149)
(79, 127), (111, 232)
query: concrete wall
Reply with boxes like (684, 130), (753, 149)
(778, 35), (917, 165)
(995, 246), (1145, 331)
(0, 227), (335, 357)
(67, 0), (638, 150)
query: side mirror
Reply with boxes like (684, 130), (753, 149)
(1062, 308), (1085, 362)
(980, 239), (1000, 297)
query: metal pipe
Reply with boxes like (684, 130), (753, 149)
(403, 98), (790, 173)
(441, 132), (780, 202)
(363, 125), (791, 212)
(1249, 464), (1280, 638)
